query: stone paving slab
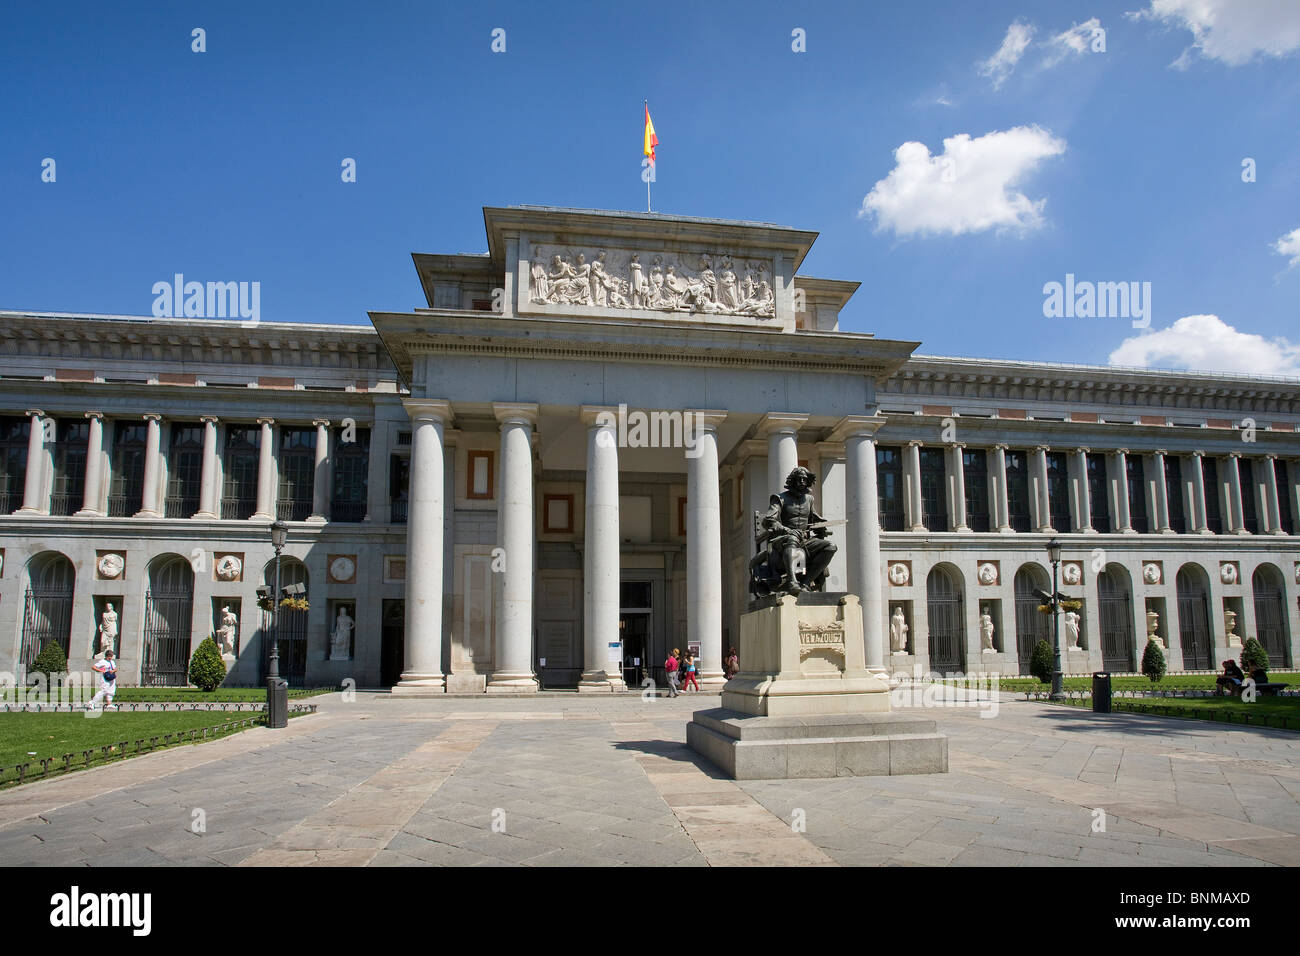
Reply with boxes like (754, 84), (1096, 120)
(0, 692), (1296, 866)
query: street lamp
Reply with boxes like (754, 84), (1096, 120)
(1046, 536), (1063, 700)
(268, 520), (289, 683)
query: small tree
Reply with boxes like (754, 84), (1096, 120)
(30, 641), (69, 688)
(1240, 638), (1269, 674)
(1141, 638), (1166, 684)
(1029, 639), (1053, 684)
(188, 636), (227, 692)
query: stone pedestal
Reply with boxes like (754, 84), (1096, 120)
(688, 592), (947, 779)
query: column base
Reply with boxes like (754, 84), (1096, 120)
(306, 514), (327, 525)
(391, 673), (445, 696)
(698, 670), (727, 688)
(251, 512), (274, 522)
(577, 670), (626, 693)
(73, 509), (104, 518)
(134, 509), (162, 519)
(486, 672), (539, 693)
(15, 507), (48, 516)
(192, 511), (218, 520)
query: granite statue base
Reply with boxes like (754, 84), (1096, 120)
(688, 592), (947, 779)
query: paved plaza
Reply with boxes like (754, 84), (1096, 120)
(1, 691), (1298, 867)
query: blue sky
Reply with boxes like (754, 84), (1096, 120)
(2, 0), (1298, 374)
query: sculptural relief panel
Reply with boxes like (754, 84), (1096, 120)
(525, 243), (777, 320)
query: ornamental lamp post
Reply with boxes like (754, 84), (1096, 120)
(1046, 536), (1064, 700)
(268, 520), (289, 683)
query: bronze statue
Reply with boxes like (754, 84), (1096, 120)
(749, 466), (837, 597)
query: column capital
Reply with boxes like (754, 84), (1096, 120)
(993, 442), (1010, 452)
(1263, 452), (1278, 460)
(1154, 448), (1168, 457)
(906, 439), (924, 449)
(142, 413), (163, 423)
(579, 404), (619, 427)
(1034, 444), (1051, 453)
(1115, 447), (1129, 456)
(827, 415), (885, 442)
(84, 411), (104, 421)
(492, 402), (540, 427)
(950, 441), (966, 451)
(1228, 451), (1242, 459)
(1191, 449), (1205, 458)
(1075, 446), (1090, 455)
(685, 409), (727, 430)
(201, 414), (219, 425)
(312, 418), (331, 428)
(402, 398), (453, 423)
(755, 412), (809, 438)
(256, 417), (275, 427)
(25, 408), (44, 418)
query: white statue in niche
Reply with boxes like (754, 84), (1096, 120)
(890, 607), (909, 654)
(217, 606), (238, 655)
(330, 606), (354, 661)
(1064, 610), (1081, 649)
(980, 608), (996, 652)
(1146, 609), (1165, 650)
(98, 603), (118, 655)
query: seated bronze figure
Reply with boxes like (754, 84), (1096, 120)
(749, 466), (837, 597)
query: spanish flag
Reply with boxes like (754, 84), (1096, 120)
(643, 102), (658, 165)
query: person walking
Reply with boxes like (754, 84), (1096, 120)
(681, 651), (700, 692)
(664, 648), (680, 697)
(724, 646), (739, 679)
(87, 649), (118, 711)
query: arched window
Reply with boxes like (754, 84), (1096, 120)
(1175, 564), (1212, 670)
(142, 556), (195, 686)
(1252, 564), (1291, 667)
(20, 552), (75, 670)
(926, 565), (965, 674)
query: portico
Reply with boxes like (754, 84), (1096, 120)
(370, 206), (917, 694)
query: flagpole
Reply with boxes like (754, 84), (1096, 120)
(645, 99), (651, 213)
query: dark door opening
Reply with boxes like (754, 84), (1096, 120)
(382, 599), (405, 687)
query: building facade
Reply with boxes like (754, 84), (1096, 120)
(1, 206), (1297, 689)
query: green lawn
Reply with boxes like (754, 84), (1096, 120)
(5, 685), (335, 704)
(0, 710), (274, 786)
(1052, 693), (1300, 731)
(943, 672), (1300, 694)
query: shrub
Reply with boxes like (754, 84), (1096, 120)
(188, 636), (228, 692)
(1240, 638), (1268, 674)
(1141, 638), (1167, 683)
(1029, 639), (1053, 684)
(30, 641), (69, 685)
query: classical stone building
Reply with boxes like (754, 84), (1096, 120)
(1, 206), (1297, 689)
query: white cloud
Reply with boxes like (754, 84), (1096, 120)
(860, 126), (1066, 238)
(979, 20), (1035, 88)
(1273, 226), (1300, 270)
(1129, 0), (1300, 67)
(1044, 18), (1103, 67)
(1109, 314), (1300, 376)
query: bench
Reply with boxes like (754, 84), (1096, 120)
(1256, 682), (1289, 697)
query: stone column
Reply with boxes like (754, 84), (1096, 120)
(836, 417), (887, 673)
(136, 414), (163, 518)
(1073, 448), (1093, 532)
(579, 406), (624, 691)
(1112, 449), (1134, 533)
(905, 440), (925, 531)
(395, 399), (451, 693)
(1263, 454), (1284, 535)
(489, 402), (540, 692)
(195, 416), (219, 519)
(948, 443), (969, 532)
(308, 419), (330, 524)
(1032, 445), (1052, 532)
(75, 412), (105, 517)
(1152, 450), (1172, 533)
(1287, 458), (1300, 536)
(17, 410), (48, 515)
(252, 417), (276, 521)
(758, 413), (806, 494)
(993, 443), (1012, 533)
(687, 411), (727, 687)
(1190, 451), (1210, 533)
(1226, 453), (1247, 534)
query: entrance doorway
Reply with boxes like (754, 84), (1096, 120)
(619, 580), (652, 688)
(381, 599), (405, 686)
